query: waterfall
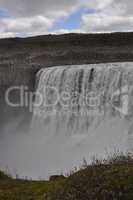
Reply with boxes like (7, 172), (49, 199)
(32, 63), (133, 137)
(26, 62), (133, 178)
(1, 62), (133, 179)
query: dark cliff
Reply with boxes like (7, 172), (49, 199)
(1, 32), (133, 66)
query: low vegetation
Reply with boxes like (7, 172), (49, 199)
(0, 171), (66, 200)
(1, 153), (133, 200)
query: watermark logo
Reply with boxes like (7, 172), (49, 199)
(5, 84), (133, 117)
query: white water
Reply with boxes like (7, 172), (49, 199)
(0, 62), (133, 179)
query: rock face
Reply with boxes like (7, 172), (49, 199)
(0, 64), (38, 134)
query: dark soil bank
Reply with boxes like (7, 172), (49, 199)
(1, 32), (133, 66)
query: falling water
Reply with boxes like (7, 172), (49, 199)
(32, 63), (133, 138)
(29, 62), (133, 178)
(1, 62), (133, 179)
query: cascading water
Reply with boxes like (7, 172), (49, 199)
(0, 62), (133, 179)
(30, 62), (133, 178)
(33, 63), (133, 138)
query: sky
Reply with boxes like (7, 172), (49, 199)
(0, 0), (133, 38)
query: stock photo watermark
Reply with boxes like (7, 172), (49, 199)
(5, 83), (133, 118)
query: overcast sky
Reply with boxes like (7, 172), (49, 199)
(0, 0), (133, 38)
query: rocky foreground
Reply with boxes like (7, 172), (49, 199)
(0, 154), (133, 200)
